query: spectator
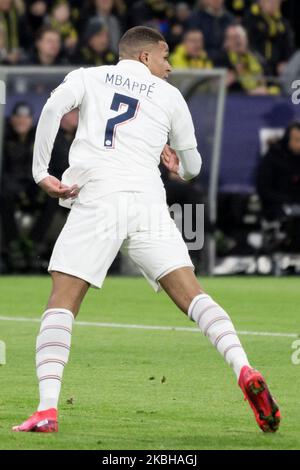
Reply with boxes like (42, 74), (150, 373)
(2, 102), (35, 185)
(72, 18), (116, 65)
(0, 23), (5, 61)
(225, 0), (252, 19)
(168, 2), (191, 50)
(114, 0), (127, 15)
(23, 1), (49, 47)
(129, 0), (174, 37)
(80, 0), (122, 54)
(281, 0), (300, 49)
(217, 25), (272, 94)
(170, 29), (213, 69)
(0, 0), (26, 64)
(280, 49), (300, 95)
(188, 0), (235, 61)
(243, 0), (295, 76)
(23, 25), (68, 65)
(48, 0), (78, 56)
(257, 122), (300, 221)
(1, 102), (37, 271)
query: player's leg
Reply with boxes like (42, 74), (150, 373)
(126, 193), (250, 377)
(159, 266), (280, 432)
(127, 191), (280, 432)
(127, 192), (249, 377)
(12, 272), (89, 433)
(13, 192), (125, 432)
(36, 271), (89, 409)
(156, 266), (203, 312)
(159, 266), (251, 378)
(47, 271), (90, 317)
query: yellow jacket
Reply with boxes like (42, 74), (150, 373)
(170, 45), (213, 69)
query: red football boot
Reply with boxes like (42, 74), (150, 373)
(12, 408), (58, 433)
(239, 366), (280, 433)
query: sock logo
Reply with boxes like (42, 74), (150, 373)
(37, 419), (49, 428)
(0, 340), (6, 365)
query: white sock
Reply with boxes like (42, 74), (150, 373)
(36, 308), (74, 411)
(188, 294), (250, 379)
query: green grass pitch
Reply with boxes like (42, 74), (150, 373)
(0, 275), (299, 450)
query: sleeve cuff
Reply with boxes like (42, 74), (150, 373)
(33, 171), (50, 184)
(178, 162), (187, 181)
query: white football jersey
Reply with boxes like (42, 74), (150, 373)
(53, 60), (197, 195)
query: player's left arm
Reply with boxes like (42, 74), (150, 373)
(32, 69), (85, 199)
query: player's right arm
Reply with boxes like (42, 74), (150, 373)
(32, 69), (84, 198)
(166, 88), (202, 181)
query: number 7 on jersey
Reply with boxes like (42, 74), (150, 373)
(104, 93), (139, 149)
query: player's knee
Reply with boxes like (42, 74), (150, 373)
(48, 271), (89, 315)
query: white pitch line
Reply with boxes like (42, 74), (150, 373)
(0, 315), (298, 339)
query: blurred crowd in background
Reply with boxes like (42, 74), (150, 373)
(0, 0), (300, 94)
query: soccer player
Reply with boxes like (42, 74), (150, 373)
(13, 27), (280, 434)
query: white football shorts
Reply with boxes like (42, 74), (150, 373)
(49, 185), (194, 291)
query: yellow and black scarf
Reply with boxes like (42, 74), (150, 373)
(0, 7), (19, 51)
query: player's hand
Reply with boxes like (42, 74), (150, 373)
(38, 175), (79, 199)
(161, 144), (179, 173)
